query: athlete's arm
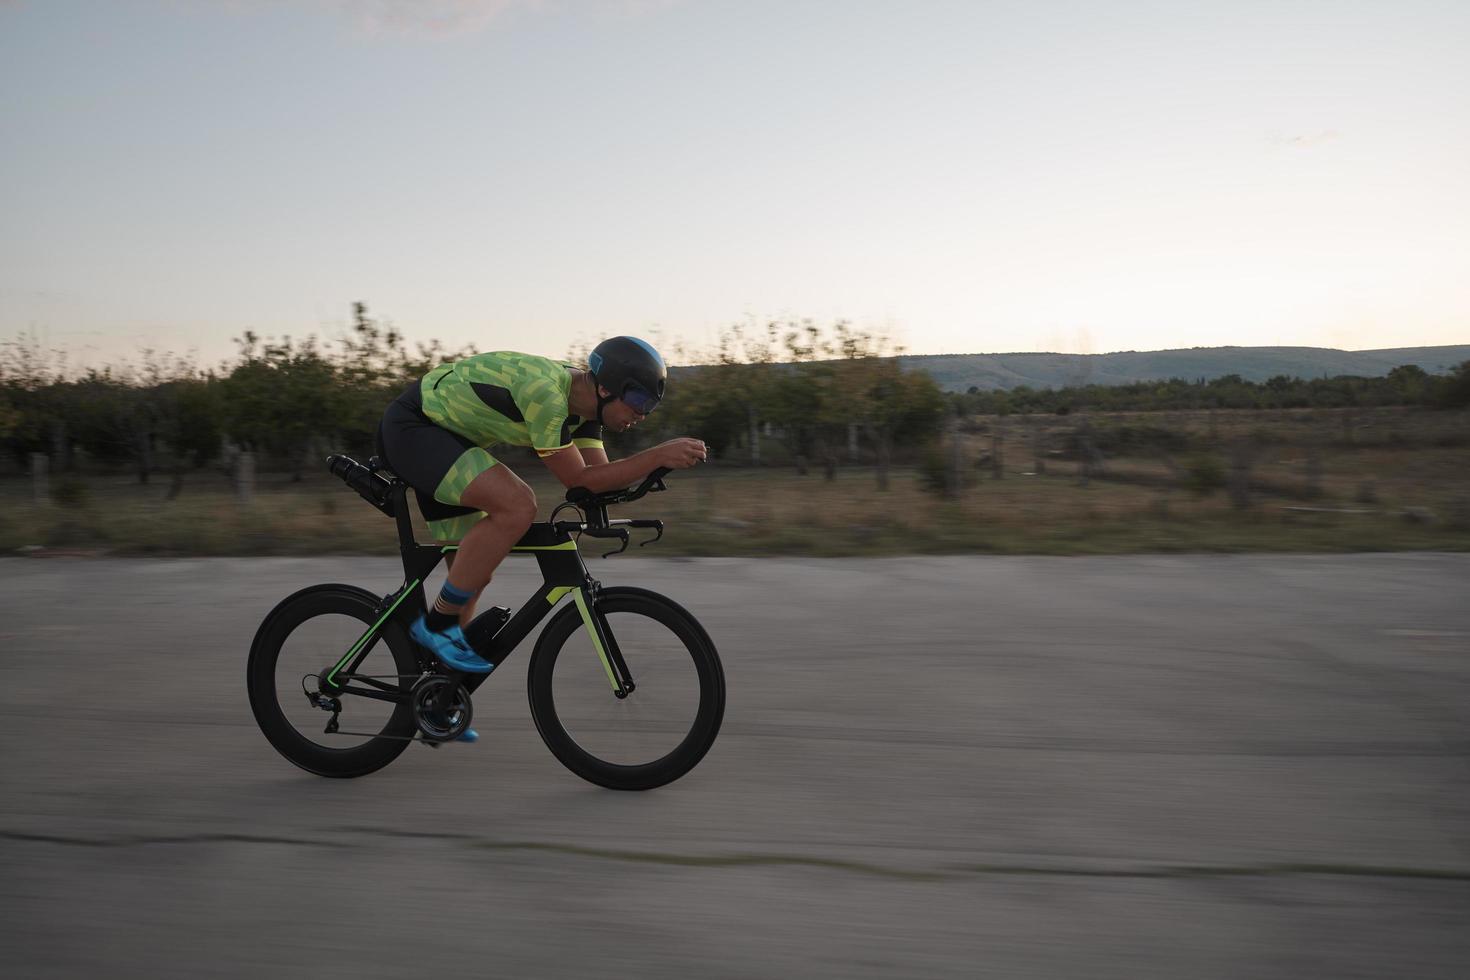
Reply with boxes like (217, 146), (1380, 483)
(540, 438), (706, 492)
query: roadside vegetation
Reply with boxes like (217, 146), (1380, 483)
(2, 310), (1466, 557)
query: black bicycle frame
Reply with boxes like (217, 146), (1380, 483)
(319, 476), (634, 702)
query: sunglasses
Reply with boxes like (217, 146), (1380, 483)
(619, 383), (661, 415)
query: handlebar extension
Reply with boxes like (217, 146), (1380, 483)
(564, 466), (672, 508)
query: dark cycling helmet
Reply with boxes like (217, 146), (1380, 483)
(588, 336), (666, 423)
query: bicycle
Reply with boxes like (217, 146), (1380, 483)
(246, 454), (725, 790)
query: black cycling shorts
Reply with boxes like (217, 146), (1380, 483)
(375, 382), (493, 540)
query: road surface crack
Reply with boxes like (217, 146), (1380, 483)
(4, 829), (1468, 882)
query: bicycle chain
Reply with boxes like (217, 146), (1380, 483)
(318, 729), (453, 745)
(302, 672), (465, 746)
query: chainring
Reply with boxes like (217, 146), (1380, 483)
(411, 675), (473, 742)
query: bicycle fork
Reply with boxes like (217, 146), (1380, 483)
(573, 587), (636, 699)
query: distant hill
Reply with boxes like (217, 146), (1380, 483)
(896, 345), (1470, 392)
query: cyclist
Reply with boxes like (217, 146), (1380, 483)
(375, 337), (707, 703)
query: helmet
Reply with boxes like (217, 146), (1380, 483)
(588, 336), (666, 416)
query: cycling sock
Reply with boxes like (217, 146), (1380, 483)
(426, 581), (474, 633)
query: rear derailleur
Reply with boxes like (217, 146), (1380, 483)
(304, 689), (343, 734)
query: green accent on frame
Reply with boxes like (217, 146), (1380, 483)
(512, 541), (579, 552)
(328, 579), (420, 682)
(546, 586), (575, 605)
(573, 589), (620, 692)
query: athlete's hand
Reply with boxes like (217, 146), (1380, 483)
(654, 437), (708, 470)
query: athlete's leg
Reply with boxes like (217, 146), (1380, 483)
(379, 392), (520, 683)
(407, 462), (532, 676)
(440, 551), (479, 626)
(440, 551), (478, 626)
(442, 465), (537, 625)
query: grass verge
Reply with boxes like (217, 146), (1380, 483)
(3, 463), (1467, 558)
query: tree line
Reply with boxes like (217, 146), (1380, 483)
(0, 305), (471, 493)
(948, 362), (1470, 416)
(0, 310), (946, 492)
(5, 305), (1462, 496)
(649, 320), (946, 489)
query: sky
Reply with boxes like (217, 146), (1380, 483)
(2, 0), (1467, 371)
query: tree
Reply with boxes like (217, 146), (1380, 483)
(218, 332), (340, 479)
(1436, 360), (1470, 408)
(713, 321), (782, 466)
(765, 321), (836, 475)
(154, 366), (223, 498)
(821, 323), (944, 490)
(642, 320), (786, 465)
(0, 329), (69, 467)
(65, 369), (148, 476)
(331, 303), (416, 454)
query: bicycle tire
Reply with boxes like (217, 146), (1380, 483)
(527, 586), (725, 791)
(247, 584), (420, 778)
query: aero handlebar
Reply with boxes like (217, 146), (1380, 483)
(563, 466), (672, 510)
(557, 467), (673, 557)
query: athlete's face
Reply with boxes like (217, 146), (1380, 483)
(599, 387), (648, 431)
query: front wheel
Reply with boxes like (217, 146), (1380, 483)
(527, 587), (725, 791)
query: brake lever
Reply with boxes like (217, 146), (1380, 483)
(580, 526), (631, 558)
(639, 522), (665, 547)
(601, 529), (631, 559)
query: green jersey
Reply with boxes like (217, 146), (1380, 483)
(418, 351), (602, 457)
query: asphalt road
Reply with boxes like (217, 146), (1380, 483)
(2, 553), (1468, 978)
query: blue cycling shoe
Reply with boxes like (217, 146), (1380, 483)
(456, 729), (479, 743)
(409, 616), (494, 674)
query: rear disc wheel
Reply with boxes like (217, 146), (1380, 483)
(247, 585), (421, 778)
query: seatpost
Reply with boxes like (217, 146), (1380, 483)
(391, 482), (419, 572)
